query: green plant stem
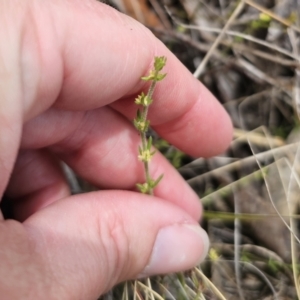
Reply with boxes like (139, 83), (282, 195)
(143, 152), (152, 195)
(140, 79), (158, 195)
(134, 56), (166, 195)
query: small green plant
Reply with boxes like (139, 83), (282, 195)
(249, 13), (271, 30)
(134, 56), (167, 195)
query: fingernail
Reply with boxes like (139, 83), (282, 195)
(138, 224), (209, 278)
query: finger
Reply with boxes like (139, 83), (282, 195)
(0, 4), (23, 197)
(52, 0), (232, 156)
(24, 191), (209, 298)
(21, 0), (231, 155)
(5, 149), (70, 221)
(21, 107), (202, 220)
(0, 107), (21, 198)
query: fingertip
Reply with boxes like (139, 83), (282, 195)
(197, 94), (233, 157)
(155, 85), (233, 158)
(138, 223), (209, 277)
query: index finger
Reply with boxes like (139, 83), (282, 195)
(0, 0), (231, 200)
(4, 0), (232, 161)
(45, 0), (232, 157)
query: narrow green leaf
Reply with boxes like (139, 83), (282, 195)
(152, 174), (164, 188)
(155, 73), (167, 81)
(141, 70), (155, 81)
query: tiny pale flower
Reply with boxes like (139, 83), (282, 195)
(138, 149), (154, 162)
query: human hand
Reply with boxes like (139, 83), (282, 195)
(0, 0), (232, 299)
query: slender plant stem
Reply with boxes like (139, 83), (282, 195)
(141, 79), (158, 195)
(134, 56), (166, 195)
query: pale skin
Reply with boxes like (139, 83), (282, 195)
(0, 0), (233, 299)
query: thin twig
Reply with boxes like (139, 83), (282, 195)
(193, 0), (246, 78)
(194, 268), (227, 300)
(233, 128), (285, 147)
(288, 28), (300, 121)
(136, 281), (165, 300)
(233, 185), (246, 300)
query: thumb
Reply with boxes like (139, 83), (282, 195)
(24, 190), (209, 299)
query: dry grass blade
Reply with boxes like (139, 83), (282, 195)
(241, 127), (300, 244)
(287, 28), (300, 121)
(136, 281), (165, 300)
(193, 0), (245, 78)
(122, 281), (129, 300)
(233, 186), (245, 300)
(146, 278), (155, 300)
(233, 128), (284, 147)
(194, 268), (227, 300)
(286, 145), (300, 299)
(170, 24), (297, 60)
